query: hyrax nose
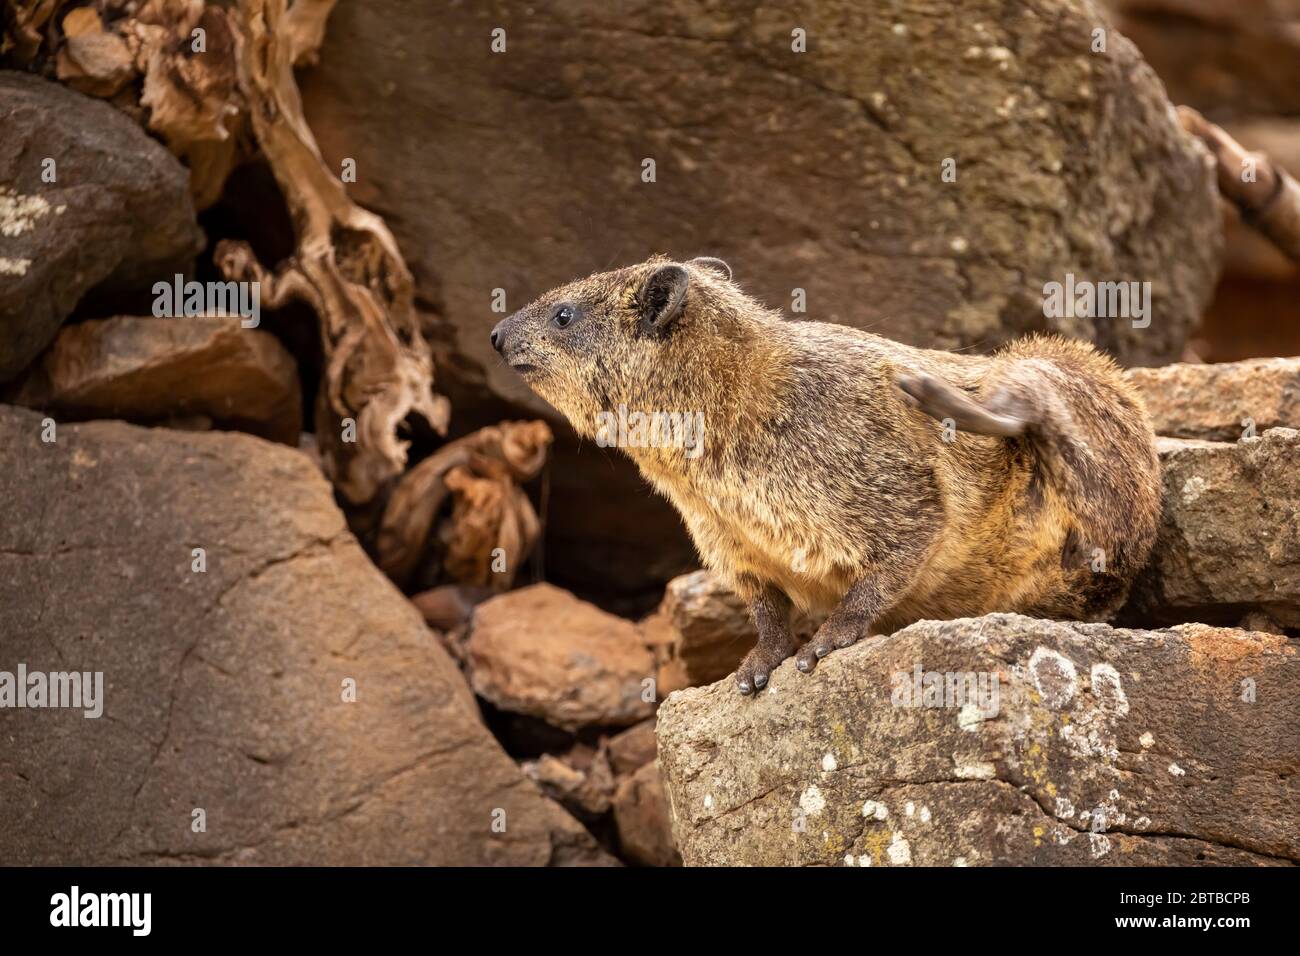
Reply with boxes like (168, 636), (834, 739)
(490, 320), (506, 353)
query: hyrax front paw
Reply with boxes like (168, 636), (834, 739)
(734, 639), (797, 695)
(795, 622), (860, 674)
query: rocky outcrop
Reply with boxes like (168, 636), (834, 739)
(657, 614), (1298, 866)
(8, 316), (302, 444)
(299, 0), (1221, 597)
(1126, 357), (1300, 442)
(0, 405), (611, 865)
(466, 584), (657, 732)
(1127, 428), (1300, 627)
(0, 72), (204, 382)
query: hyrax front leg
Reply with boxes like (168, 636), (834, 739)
(735, 583), (798, 695)
(795, 570), (905, 675)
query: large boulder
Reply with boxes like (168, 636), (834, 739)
(299, 0), (1221, 597)
(466, 584), (657, 732)
(8, 316), (302, 445)
(0, 72), (204, 382)
(657, 614), (1298, 866)
(0, 406), (611, 865)
(1126, 428), (1300, 627)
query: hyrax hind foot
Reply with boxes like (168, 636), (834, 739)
(734, 636), (798, 695)
(794, 620), (861, 674)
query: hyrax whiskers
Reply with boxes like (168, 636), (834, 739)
(491, 256), (1162, 694)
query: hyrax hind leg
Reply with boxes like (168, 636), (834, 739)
(735, 580), (798, 695)
(794, 562), (916, 675)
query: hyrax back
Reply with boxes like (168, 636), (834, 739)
(491, 256), (1162, 693)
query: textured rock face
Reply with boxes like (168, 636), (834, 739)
(1126, 358), (1300, 442)
(660, 571), (760, 687)
(466, 584), (657, 732)
(0, 406), (610, 865)
(0, 72), (204, 382)
(613, 761), (682, 868)
(1127, 429), (1300, 627)
(299, 0), (1221, 596)
(9, 316), (302, 444)
(657, 614), (1298, 866)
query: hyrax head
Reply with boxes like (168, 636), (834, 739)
(490, 255), (734, 435)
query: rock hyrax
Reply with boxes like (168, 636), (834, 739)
(491, 256), (1162, 694)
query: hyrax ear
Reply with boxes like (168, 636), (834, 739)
(689, 256), (732, 281)
(639, 263), (690, 332)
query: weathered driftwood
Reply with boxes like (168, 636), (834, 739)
(214, 0), (449, 504)
(1179, 106), (1300, 264)
(377, 421), (552, 590)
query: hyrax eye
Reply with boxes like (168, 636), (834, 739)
(552, 305), (576, 328)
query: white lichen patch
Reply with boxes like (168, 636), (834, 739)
(862, 800), (889, 821)
(1181, 476), (1207, 504)
(0, 257), (32, 276)
(1054, 797), (1075, 819)
(821, 753), (838, 772)
(919, 805), (932, 824)
(703, 793), (714, 810)
(905, 801), (915, 817)
(958, 703), (986, 731)
(1139, 731), (1155, 749)
(1168, 763), (1185, 777)
(1028, 646), (1078, 709)
(1090, 662), (1129, 716)
(887, 832), (912, 865)
(0, 187), (53, 238)
(952, 856), (968, 867)
(799, 785), (826, 816)
(954, 759), (997, 780)
(1089, 833), (1111, 858)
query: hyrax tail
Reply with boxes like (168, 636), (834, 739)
(897, 348), (1161, 558)
(896, 362), (1094, 512)
(896, 372), (1029, 438)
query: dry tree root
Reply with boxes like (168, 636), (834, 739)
(376, 421), (553, 591)
(1179, 106), (1300, 265)
(216, 0), (449, 505)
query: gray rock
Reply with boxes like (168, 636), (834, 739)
(0, 72), (204, 382)
(0, 405), (611, 865)
(1126, 428), (1300, 627)
(8, 316), (302, 445)
(657, 613), (1298, 866)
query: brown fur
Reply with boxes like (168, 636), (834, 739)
(492, 256), (1162, 693)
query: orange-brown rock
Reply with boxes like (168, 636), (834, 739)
(466, 584), (656, 731)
